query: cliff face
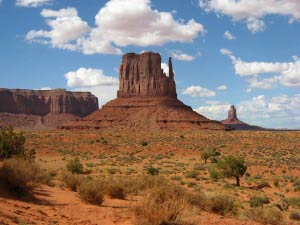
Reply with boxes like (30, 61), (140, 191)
(117, 52), (177, 98)
(0, 88), (99, 118)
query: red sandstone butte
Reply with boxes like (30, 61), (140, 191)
(63, 52), (228, 131)
(222, 105), (264, 130)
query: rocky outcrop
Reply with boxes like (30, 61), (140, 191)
(117, 52), (177, 98)
(0, 89), (98, 129)
(62, 52), (228, 131)
(0, 88), (98, 117)
(222, 105), (264, 130)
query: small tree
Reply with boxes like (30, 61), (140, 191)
(0, 127), (25, 159)
(201, 149), (220, 164)
(217, 156), (247, 186)
(67, 157), (84, 174)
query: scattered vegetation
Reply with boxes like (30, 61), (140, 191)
(207, 193), (237, 216)
(249, 195), (270, 208)
(0, 127), (26, 159)
(201, 149), (220, 164)
(78, 179), (104, 205)
(134, 184), (193, 225)
(217, 156), (247, 186)
(66, 157), (84, 174)
(61, 172), (83, 191)
(0, 158), (43, 194)
(244, 208), (283, 225)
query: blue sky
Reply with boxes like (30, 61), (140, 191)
(1, 0), (300, 128)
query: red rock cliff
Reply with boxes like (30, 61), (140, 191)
(0, 88), (99, 117)
(117, 52), (177, 98)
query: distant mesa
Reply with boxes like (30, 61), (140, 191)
(62, 51), (229, 131)
(0, 88), (98, 129)
(222, 105), (265, 130)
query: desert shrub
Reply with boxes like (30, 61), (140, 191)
(141, 141), (148, 146)
(124, 175), (168, 194)
(171, 175), (182, 181)
(217, 156), (247, 186)
(249, 195), (270, 208)
(146, 167), (159, 176)
(201, 149), (220, 164)
(185, 170), (199, 179)
(0, 127), (26, 159)
(106, 183), (126, 199)
(208, 165), (221, 180)
(286, 197), (300, 207)
(186, 192), (207, 210)
(78, 179), (104, 205)
(134, 184), (193, 225)
(66, 157), (83, 174)
(244, 208), (283, 225)
(207, 193), (236, 215)
(0, 158), (42, 194)
(289, 212), (300, 220)
(61, 172), (83, 191)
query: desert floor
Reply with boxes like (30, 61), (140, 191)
(1, 129), (300, 225)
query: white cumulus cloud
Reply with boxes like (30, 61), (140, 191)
(200, 0), (300, 33)
(64, 67), (119, 88)
(170, 50), (200, 61)
(224, 30), (236, 40)
(194, 94), (300, 128)
(26, 0), (205, 54)
(64, 67), (119, 107)
(246, 18), (266, 34)
(222, 49), (300, 89)
(195, 101), (231, 120)
(161, 63), (169, 76)
(182, 85), (216, 97)
(73, 86), (118, 107)
(217, 85), (227, 91)
(16, 0), (52, 7)
(26, 8), (90, 51)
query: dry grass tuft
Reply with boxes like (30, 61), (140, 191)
(0, 158), (43, 194)
(135, 184), (196, 225)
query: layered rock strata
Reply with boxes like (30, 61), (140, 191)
(62, 52), (228, 131)
(0, 89), (98, 129)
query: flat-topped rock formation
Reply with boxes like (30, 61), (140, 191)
(118, 52), (176, 98)
(222, 105), (265, 130)
(62, 52), (228, 131)
(0, 89), (98, 129)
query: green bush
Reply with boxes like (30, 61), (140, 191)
(66, 157), (84, 174)
(147, 167), (159, 175)
(0, 127), (26, 159)
(78, 179), (104, 205)
(201, 149), (220, 164)
(208, 165), (221, 180)
(141, 141), (148, 146)
(217, 156), (247, 186)
(249, 196), (270, 208)
(0, 158), (43, 194)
